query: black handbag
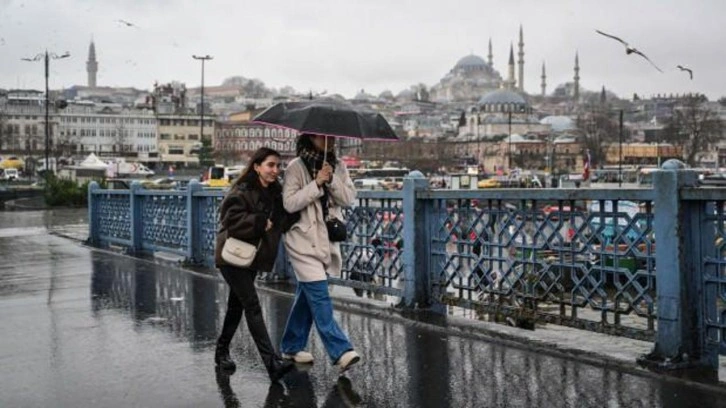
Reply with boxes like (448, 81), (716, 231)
(322, 186), (347, 242)
(326, 217), (347, 242)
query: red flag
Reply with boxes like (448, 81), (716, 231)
(582, 150), (591, 181)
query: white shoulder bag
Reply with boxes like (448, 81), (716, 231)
(222, 236), (260, 267)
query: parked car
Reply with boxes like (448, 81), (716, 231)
(477, 178), (501, 188)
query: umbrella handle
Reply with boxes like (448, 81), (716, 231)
(323, 136), (328, 164)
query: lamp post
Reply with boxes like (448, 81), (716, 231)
(507, 110), (512, 170)
(618, 109), (623, 187)
(22, 50), (70, 177)
(192, 54), (213, 161)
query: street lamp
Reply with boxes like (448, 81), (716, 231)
(507, 110), (512, 170)
(619, 109), (623, 187)
(22, 50), (70, 177)
(192, 54), (213, 163)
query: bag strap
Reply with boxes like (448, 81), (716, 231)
(321, 186), (332, 221)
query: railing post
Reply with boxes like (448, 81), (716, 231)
(401, 171), (440, 310)
(185, 180), (204, 264)
(87, 181), (99, 247)
(639, 160), (716, 380)
(129, 181), (143, 255)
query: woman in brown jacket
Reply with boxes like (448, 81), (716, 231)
(214, 147), (294, 382)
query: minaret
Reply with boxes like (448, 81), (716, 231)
(540, 62), (546, 97)
(507, 43), (516, 89)
(517, 25), (524, 92)
(487, 38), (493, 66)
(573, 52), (580, 102)
(87, 40), (98, 88)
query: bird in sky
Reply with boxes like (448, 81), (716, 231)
(676, 65), (693, 80)
(115, 19), (137, 28)
(595, 29), (663, 73)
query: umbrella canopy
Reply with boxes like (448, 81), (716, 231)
(252, 99), (398, 141)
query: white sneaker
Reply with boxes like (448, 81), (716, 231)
(336, 350), (361, 373)
(281, 351), (314, 364)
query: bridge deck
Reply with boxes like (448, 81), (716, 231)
(1, 220), (725, 406)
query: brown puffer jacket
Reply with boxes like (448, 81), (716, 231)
(214, 172), (288, 271)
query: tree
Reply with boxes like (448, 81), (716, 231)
(52, 127), (78, 164)
(113, 119), (128, 155)
(575, 106), (621, 167)
(663, 96), (723, 167)
(0, 110), (6, 151)
(198, 137), (215, 167)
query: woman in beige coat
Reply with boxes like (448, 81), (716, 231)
(279, 133), (361, 372)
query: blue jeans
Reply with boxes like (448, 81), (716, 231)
(280, 280), (353, 363)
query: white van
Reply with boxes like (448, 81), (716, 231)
(3, 168), (19, 181)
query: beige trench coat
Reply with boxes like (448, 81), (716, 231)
(282, 157), (356, 282)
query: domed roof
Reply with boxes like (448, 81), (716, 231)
(540, 116), (575, 132)
(478, 89), (527, 106)
(455, 54), (488, 69)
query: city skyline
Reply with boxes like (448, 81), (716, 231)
(0, 0), (724, 100)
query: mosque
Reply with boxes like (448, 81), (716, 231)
(434, 26), (582, 140)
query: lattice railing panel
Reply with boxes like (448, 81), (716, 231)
(96, 192), (131, 242)
(140, 193), (188, 253)
(429, 195), (656, 340)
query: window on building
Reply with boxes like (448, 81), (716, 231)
(168, 145), (184, 155)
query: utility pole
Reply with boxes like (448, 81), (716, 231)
(22, 50), (70, 177)
(619, 109), (623, 187)
(192, 55), (213, 163)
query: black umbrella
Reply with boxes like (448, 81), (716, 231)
(251, 99), (399, 141)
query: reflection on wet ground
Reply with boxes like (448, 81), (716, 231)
(1, 225), (726, 407)
(0, 207), (88, 229)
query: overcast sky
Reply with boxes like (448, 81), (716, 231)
(0, 0), (724, 100)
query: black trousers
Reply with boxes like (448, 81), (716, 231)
(217, 265), (276, 368)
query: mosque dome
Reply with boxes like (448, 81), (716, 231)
(478, 89), (527, 106)
(454, 54), (488, 70)
(540, 116), (575, 132)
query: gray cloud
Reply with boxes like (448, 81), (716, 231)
(1, 0), (724, 99)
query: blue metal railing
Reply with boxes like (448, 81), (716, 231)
(87, 168), (726, 376)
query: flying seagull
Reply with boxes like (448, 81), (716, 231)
(115, 19), (137, 28)
(677, 65), (693, 80)
(595, 29), (663, 73)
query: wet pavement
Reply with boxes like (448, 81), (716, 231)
(2, 212), (726, 407)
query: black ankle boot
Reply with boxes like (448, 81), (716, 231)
(215, 345), (236, 372)
(267, 356), (295, 382)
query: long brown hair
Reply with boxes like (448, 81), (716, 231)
(233, 147), (281, 186)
